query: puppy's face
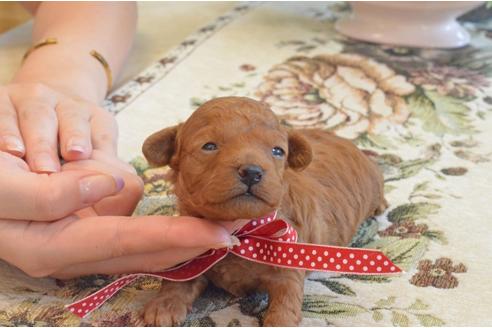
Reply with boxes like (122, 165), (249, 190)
(143, 97), (312, 220)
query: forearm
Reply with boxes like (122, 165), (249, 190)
(13, 2), (137, 103)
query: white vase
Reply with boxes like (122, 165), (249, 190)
(335, 1), (484, 48)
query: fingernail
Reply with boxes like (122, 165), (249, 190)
(113, 175), (125, 192)
(79, 174), (125, 204)
(66, 138), (86, 154)
(2, 135), (25, 155)
(209, 235), (241, 250)
(34, 153), (58, 173)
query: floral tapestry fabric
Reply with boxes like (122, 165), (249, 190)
(409, 258), (467, 289)
(255, 54), (415, 138)
(1, 2), (492, 326)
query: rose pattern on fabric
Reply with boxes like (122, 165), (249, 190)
(440, 167), (468, 176)
(256, 54), (415, 139)
(410, 258), (467, 289)
(239, 64), (256, 72)
(380, 220), (429, 239)
(141, 167), (172, 195)
(159, 56), (177, 66)
(410, 66), (489, 99)
(109, 93), (131, 104)
(134, 76), (155, 85)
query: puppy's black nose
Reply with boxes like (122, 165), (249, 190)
(238, 165), (263, 186)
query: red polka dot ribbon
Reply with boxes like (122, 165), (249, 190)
(66, 212), (401, 318)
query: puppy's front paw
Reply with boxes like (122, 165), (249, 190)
(374, 198), (389, 216)
(143, 296), (189, 326)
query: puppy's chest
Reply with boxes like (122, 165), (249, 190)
(205, 252), (284, 296)
(277, 207), (331, 245)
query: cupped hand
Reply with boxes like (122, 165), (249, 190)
(0, 83), (117, 173)
(0, 151), (236, 278)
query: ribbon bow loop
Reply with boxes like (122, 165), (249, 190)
(234, 212), (297, 242)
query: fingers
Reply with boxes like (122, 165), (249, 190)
(0, 168), (124, 221)
(91, 108), (118, 155)
(90, 149), (136, 174)
(51, 247), (207, 278)
(2, 214), (234, 278)
(40, 215), (235, 270)
(6, 83), (118, 169)
(0, 92), (25, 157)
(57, 99), (93, 161)
(52, 221), (250, 278)
(92, 173), (142, 216)
(10, 84), (60, 173)
(0, 150), (30, 170)
(62, 149), (136, 175)
(62, 151), (142, 216)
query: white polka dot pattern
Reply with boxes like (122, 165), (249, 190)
(66, 211), (401, 318)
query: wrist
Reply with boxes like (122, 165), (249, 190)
(13, 42), (109, 104)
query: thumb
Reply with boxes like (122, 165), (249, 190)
(0, 169), (124, 221)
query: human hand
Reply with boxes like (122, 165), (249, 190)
(0, 149), (126, 221)
(0, 83), (117, 173)
(0, 151), (236, 278)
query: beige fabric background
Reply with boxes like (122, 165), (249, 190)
(0, 3), (30, 34)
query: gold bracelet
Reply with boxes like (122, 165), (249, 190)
(22, 37), (58, 61)
(22, 37), (113, 93)
(90, 50), (113, 92)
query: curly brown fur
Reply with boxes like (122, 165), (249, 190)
(142, 97), (386, 326)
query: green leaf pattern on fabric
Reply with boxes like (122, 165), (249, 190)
(407, 89), (474, 136)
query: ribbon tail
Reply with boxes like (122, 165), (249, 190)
(66, 274), (139, 318)
(151, 249), (228, 281)
(65, 249), (229, 319)
(232, 237), (402, 275)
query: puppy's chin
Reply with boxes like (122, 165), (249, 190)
(222, 194), (278, 220)
(176, 176), (285, 221)
(184, 195), (278, 221)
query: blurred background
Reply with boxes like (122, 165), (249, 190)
(0, 3), (30, 33)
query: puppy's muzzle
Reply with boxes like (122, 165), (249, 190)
(238, 164), (263, 187)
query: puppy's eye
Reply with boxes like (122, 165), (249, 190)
(272, 146), (285, 158)
(202, 142), (218, 151)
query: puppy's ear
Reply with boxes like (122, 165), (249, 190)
(142, 124), (182, 168)
(287, 130), (312, 171)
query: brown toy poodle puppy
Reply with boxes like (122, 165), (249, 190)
(141, 97), (386, 326)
